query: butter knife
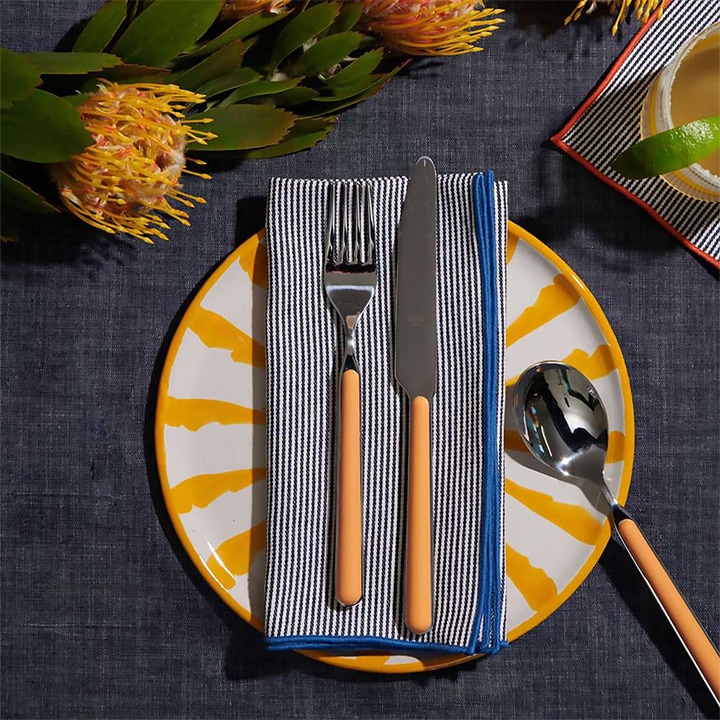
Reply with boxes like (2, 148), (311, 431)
(395, 157), (438, 635)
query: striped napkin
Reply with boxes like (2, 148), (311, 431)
(552, 0), (720, 269)
(263, 172), (508, 655)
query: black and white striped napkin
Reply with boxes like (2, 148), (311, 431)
(552, 0), (720, 269)
(263, 172), (508, 655)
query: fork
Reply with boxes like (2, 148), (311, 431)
(324, 182), (377, 608)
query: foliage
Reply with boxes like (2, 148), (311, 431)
(0, 0), (408, 240)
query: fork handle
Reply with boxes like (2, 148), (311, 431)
(336, 367), (363, 607)
(405, 396), (433, 635)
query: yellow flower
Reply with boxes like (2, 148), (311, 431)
(51, 82), (215, 244)
(566, 0), (668, 36)
(220, 0), (290, 19)
(358, 0), (504, 56)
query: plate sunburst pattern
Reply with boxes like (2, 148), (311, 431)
(154, 221), (634, 673)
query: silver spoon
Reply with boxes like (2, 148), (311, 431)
(513, 362), (719, 705)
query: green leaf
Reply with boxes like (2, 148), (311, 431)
(73, 0), (128, 52)
(111, 0), (224, 67)
(0, 48), (41, 109)
(197, 68), (261, 98)
(243, 116), (335, 158)
(91, 62), (170, 83)
(220, 78), (301, 105)
(187, 104), (295, 150)
(173, 41), (245, 92)
(182, 9), (287, 60)
(63, 93), (91, 107)
(299, 61), (406, 118)
(288, 32), (364, 77)
(273, 86), (319, 106)
(0, 89), (94, 162)
(270, 2), (340, 69)
(74, 63), (169, 93)
(325, 48), (383, 88)
(0, 171), (60, 215)
(314, 73), (384, 102)
(330, 2), (363, 32)
(21, 52), (122, 74)
(127, 0), (143, 21)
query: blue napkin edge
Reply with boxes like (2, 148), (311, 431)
(266, 635), (510, 655)
(470, 171), (505, 655)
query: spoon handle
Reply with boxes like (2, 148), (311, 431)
(614, 508), (720, 704)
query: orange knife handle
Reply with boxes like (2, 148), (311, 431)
(405, 395), (433, 635)
(617, 515), (720, 702)
(336, 368), (363, 607)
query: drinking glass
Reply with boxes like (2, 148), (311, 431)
(640, 21), (720, 202)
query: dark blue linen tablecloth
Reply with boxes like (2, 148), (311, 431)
(1, 2), (718, 718)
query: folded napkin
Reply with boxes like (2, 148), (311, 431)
(552, 0), (720, 269)
(263, 172), (508, 655)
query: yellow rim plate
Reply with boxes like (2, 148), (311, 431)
(154, 221), (634, 674)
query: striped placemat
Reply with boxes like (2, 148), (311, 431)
(552, 0), (720, 269)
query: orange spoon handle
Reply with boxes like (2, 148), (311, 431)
(336, 368), (363, 607)
(617, 515), (720, 702)
(405, 395), (433, 635)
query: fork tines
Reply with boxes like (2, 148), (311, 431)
(325, 183), (376, 269)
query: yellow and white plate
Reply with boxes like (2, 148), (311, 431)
(154, 221), (634, 673)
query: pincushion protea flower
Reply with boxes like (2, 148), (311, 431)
(566, 0), (668, 35)
(358, 0), (504, 56)
(50, 82), (216, 243)
(220, 0), (290, 18)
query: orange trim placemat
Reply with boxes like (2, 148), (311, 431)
(551, 0), (720, 269)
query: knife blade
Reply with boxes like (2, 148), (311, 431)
(395, 156), (437, 635)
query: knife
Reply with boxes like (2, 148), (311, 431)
(395, 157), (437, 635)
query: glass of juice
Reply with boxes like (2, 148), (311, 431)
(641, 21), (720, 202)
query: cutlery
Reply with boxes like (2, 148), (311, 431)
(395, 157), (438, 635)
(513, 361), (720, 704)
(324, 182), (377, 607)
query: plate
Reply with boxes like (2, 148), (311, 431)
(154, 221), (634, 673)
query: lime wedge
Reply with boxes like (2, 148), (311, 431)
(611, 115), (720, 179)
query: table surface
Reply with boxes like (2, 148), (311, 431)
(2, 2), (718, 718)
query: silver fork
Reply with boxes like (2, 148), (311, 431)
(324, 182), (377, 608)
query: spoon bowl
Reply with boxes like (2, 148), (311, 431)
(513, 361), (610, 496)
(513, 362), (720, 705)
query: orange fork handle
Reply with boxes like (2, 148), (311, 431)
(336, 369), (363, 607)
(405, 395), (433, 635)
(618, 517), (720, 701)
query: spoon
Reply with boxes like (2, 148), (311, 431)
(513, 361), (719, 705)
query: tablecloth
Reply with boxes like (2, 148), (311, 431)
(1, 1), (718, 718)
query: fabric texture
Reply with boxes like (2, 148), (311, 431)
(552, 0), (720, 268)
(2, 2), (719, 718)
(264, 174), (507, 654)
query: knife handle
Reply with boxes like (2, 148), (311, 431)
(405, 395), (433, 635)
(336, 368), (363, 607)
(616, 516), (720, 703)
